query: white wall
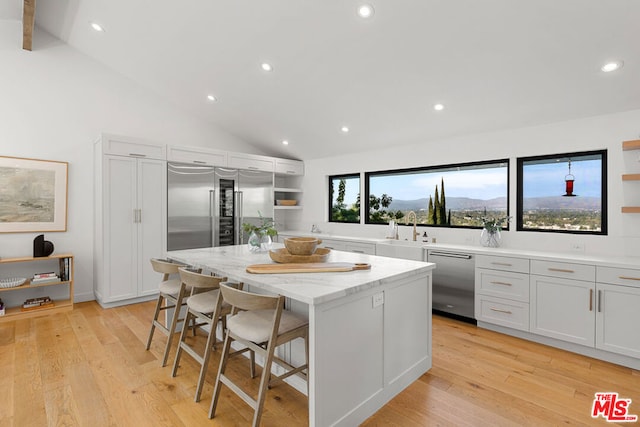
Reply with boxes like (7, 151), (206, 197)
(0, 23), (263, 302)
(297, 109), (640, 257)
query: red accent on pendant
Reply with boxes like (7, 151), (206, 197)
(565, 179), (574, 196)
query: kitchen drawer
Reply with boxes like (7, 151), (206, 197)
(476, 295), (529, 332)
(344, 241), (376, 255)
(167, 145), (227, 166)
(318, 239), (346, 251)
(531, 260), (595, 282)
(476, 269), (529, 302)
(101, 135), (166, 159)
(475, 254), (529, 274)
(596, 266), (640, 288)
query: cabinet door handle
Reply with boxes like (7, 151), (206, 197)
(589, 289), (593, 311)
(351, 250), (365, 254)
(491, 262), (513, 267)
(548, 268), (575, 273)
(598, 290), (602, 313)
(490, 307), (512, 314)
(490, 281), (512, 286)
(618, 275), (640, 281)
(128, 153), (147, 157)
(193, 160), (206, 164)
(248, 166), (258, 170)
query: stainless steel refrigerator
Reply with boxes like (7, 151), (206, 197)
(167, 163), (274, 251)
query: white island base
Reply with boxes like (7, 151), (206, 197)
(168, 245), (434, 427)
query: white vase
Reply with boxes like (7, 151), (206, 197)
(480, 228), (501, 248)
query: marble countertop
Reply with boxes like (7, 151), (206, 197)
(278, 230), (640, 269)
(167, 244), (435, 306)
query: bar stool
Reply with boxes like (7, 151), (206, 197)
(146, 258), (192, 367)
(171, 267), (231, 402)
(209, 283), (309, 427)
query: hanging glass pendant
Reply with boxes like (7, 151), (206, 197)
(563, 159), (576, 197)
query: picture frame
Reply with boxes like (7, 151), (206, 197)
(0, 156), (68, 233)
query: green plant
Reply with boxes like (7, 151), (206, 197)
(242, 212), (278, 237)
(479, 209), (511, 233)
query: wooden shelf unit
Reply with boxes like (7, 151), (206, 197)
(622, 140), (640, 213)
(0, 253), (73, 322)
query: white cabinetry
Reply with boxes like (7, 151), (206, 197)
(475, 254), (530, 331)
(94, 136), (166, 307)
(530, 260), (596, 346)
(275, 158), (304, 175)
(595, 267), (640, 359)
(228, 152), (275, 172)
(167, 145), (227, 166)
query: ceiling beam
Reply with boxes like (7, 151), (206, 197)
(23, 0), (36, 51)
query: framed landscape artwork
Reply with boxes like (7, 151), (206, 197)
(0, 156), (68, 232)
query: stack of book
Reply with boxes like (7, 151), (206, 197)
(21, 296), (54, 311)
(31, 272), (60, 284)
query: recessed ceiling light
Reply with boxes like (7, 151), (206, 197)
(207, 94), (217, 102)
(357, 4), (375, 19)
(90, 22), (105, 32)
(261, 63), (273, 72)
(601, 60), (624, 72)
(282, 140), (289, 145)
(434, 104), (444, 111)
(341, 126), (350, 133)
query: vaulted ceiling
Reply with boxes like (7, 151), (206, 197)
(6, 1), (640, 160)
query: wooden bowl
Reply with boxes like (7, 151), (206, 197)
(284, 237), (323, 255)
(276, 199), (297, 206)
(269, 247), (331, 263)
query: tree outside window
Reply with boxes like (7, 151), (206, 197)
(329, 174), (360, 223)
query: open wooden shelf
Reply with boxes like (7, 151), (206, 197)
(622, 140), (640, 151)
(622, 174), (640, 181)
(621, 207), (640, 214)
(0, 280), (70, 293)
(2, 298), (73, 320)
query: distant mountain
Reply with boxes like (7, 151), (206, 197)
(386, 196), (599, 212)
(388, 197), (508, 212)
(522, 196), (600, 210)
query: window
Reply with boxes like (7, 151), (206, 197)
(329, 174), (361, 223)
(365, 160), (509, 227)
(517, 150), (607, 234)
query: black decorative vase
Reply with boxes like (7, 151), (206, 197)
(33, 234), (55, 257)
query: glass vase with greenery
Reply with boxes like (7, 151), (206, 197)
(242, 213), (277, 252)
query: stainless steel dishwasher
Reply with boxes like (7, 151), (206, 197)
(427, 249), (476, 322)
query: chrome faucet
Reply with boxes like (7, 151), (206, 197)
(406, 211), (419, 241)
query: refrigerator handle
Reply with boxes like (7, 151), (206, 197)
(235, 191), (243, 244)
(214, 190), (216, 248)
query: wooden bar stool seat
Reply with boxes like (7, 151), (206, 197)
(209, 283), (309, 427)
(171, 267), (231, 402)
(146, 258), (191, 367)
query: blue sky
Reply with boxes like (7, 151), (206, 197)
(333, 157), (601, 206)
(522, 159), (601, 198)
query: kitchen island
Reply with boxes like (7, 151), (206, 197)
(168, 245), (434, 427)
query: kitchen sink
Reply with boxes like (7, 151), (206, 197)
(375, 240), (427, 261)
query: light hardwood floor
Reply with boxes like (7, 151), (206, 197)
(0, 301), (638, 426)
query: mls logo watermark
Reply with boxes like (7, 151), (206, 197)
(592, 392), (638, 422)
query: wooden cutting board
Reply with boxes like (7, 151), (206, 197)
(246, 262), (371, 274)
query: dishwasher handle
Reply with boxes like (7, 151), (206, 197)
(429, 251), (473, 260)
